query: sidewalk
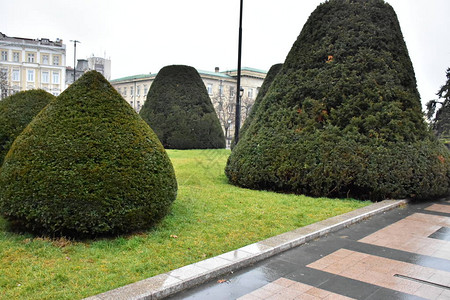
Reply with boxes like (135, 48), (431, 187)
(168, 198), (450, 300)
(83, 198), (450, 299)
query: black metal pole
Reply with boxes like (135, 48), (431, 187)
(73, 42), (76, 82)
(234, 0), (243, 144)
(70, 40), (80, 83)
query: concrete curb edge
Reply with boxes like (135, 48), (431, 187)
(84, 199), (408, 300)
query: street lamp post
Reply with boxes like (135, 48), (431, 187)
(70, 40), (80, 83)
(227, 119), (232, 148)
(234, 0), (243, 144)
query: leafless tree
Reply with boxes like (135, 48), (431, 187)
(0, 68), (10, 99)
(210, 89), (257, 147)
(241, 95), (254, 120)
(210, 91), (235, 141)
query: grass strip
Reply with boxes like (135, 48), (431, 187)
(0, 149), (369, 299)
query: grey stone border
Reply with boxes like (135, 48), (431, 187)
(84, 199), (408, 300)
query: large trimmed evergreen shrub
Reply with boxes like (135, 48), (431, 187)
(0, 71), (177, 237)
(232, 63), (283, 148)
(139, 65), (225, 149)
(226, 0), (450, 201)
(0, 90), (54, 164)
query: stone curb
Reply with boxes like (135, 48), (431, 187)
(84, 199), (408, 300)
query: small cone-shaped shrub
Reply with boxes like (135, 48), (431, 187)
(0, 71), (177, 237)
(0, 90), (54, 164)
(226, 0), (450, 201)
(140, 65), (225, 149)
(232, 63), (283, 148)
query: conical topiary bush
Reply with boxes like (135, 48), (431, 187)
(226, 0), (449, 201)
(0, 71), (177, 237)
(139, 65), (225, 149)
(232, 63), (283, 148)
(0, 90), (54, 164)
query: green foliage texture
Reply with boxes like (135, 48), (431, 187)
(139, 65), (225, 149)
(232, 63), (283, 149)
(226, 0), (450, 201)
(0, 71), (177, 237)
(0, 90), (54, 164)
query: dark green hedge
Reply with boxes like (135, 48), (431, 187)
(0, 90), (54, 164)
(139, 65), (225, 149)
(0, 71), (177, 237)
(225, 0), (450, 201)
(232, 63), (283, 149)
(227, 127), (449, 200)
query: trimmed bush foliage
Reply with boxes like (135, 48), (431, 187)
(0, 71), (177, 237)
(232, 63), (283, 148)
(0, 90), (54, 164)
(140, 65), (225, 149)
(226, 0), (450, 201)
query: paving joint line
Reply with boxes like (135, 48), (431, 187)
(84, 199), (408, 300)
(394, 274), (450, 290)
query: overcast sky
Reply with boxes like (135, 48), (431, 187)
(1, 0), (449, 109)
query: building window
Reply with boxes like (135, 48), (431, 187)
(123, 87), (127, 96)
(42, 55), (49, 64)
(137, 86), (140, 96)
(27, 70), (35, 82)
(248, 88), (253, 99)
(52, 72), (60, 84)
(12, 69), (19, 81)
(137, 101), (141, 111)
(42, 71), (49, 83)
(13, 52), (20, 62)
(230, 87), (235, 98)
(27, 53), (35, 63)
(144, 85), (148, 97)
(1, 51), (7, 61)
(117, 87), (121, 94)
(219, 85), (224, 97)
(207, 84), (213, 95)
(53, 55), (60, 66)
(130, 87), (134, 97)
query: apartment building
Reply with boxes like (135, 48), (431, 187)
(66, 56), (112, 87)
(0, 32), (66, 98)
(110, 67), (266, 148)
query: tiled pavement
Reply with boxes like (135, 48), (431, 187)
(358, 213), (450, 260)
(168, 199), (450, 300)
(86, 200), (408, 300)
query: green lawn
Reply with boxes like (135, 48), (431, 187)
(0, 149), (369, 299)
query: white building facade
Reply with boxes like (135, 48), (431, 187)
(87, 56), (111, 80)
(0, 32), (66, 98)
(66, 56), (111, 87)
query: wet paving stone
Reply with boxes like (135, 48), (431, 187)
(168, 200), (450, 300)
